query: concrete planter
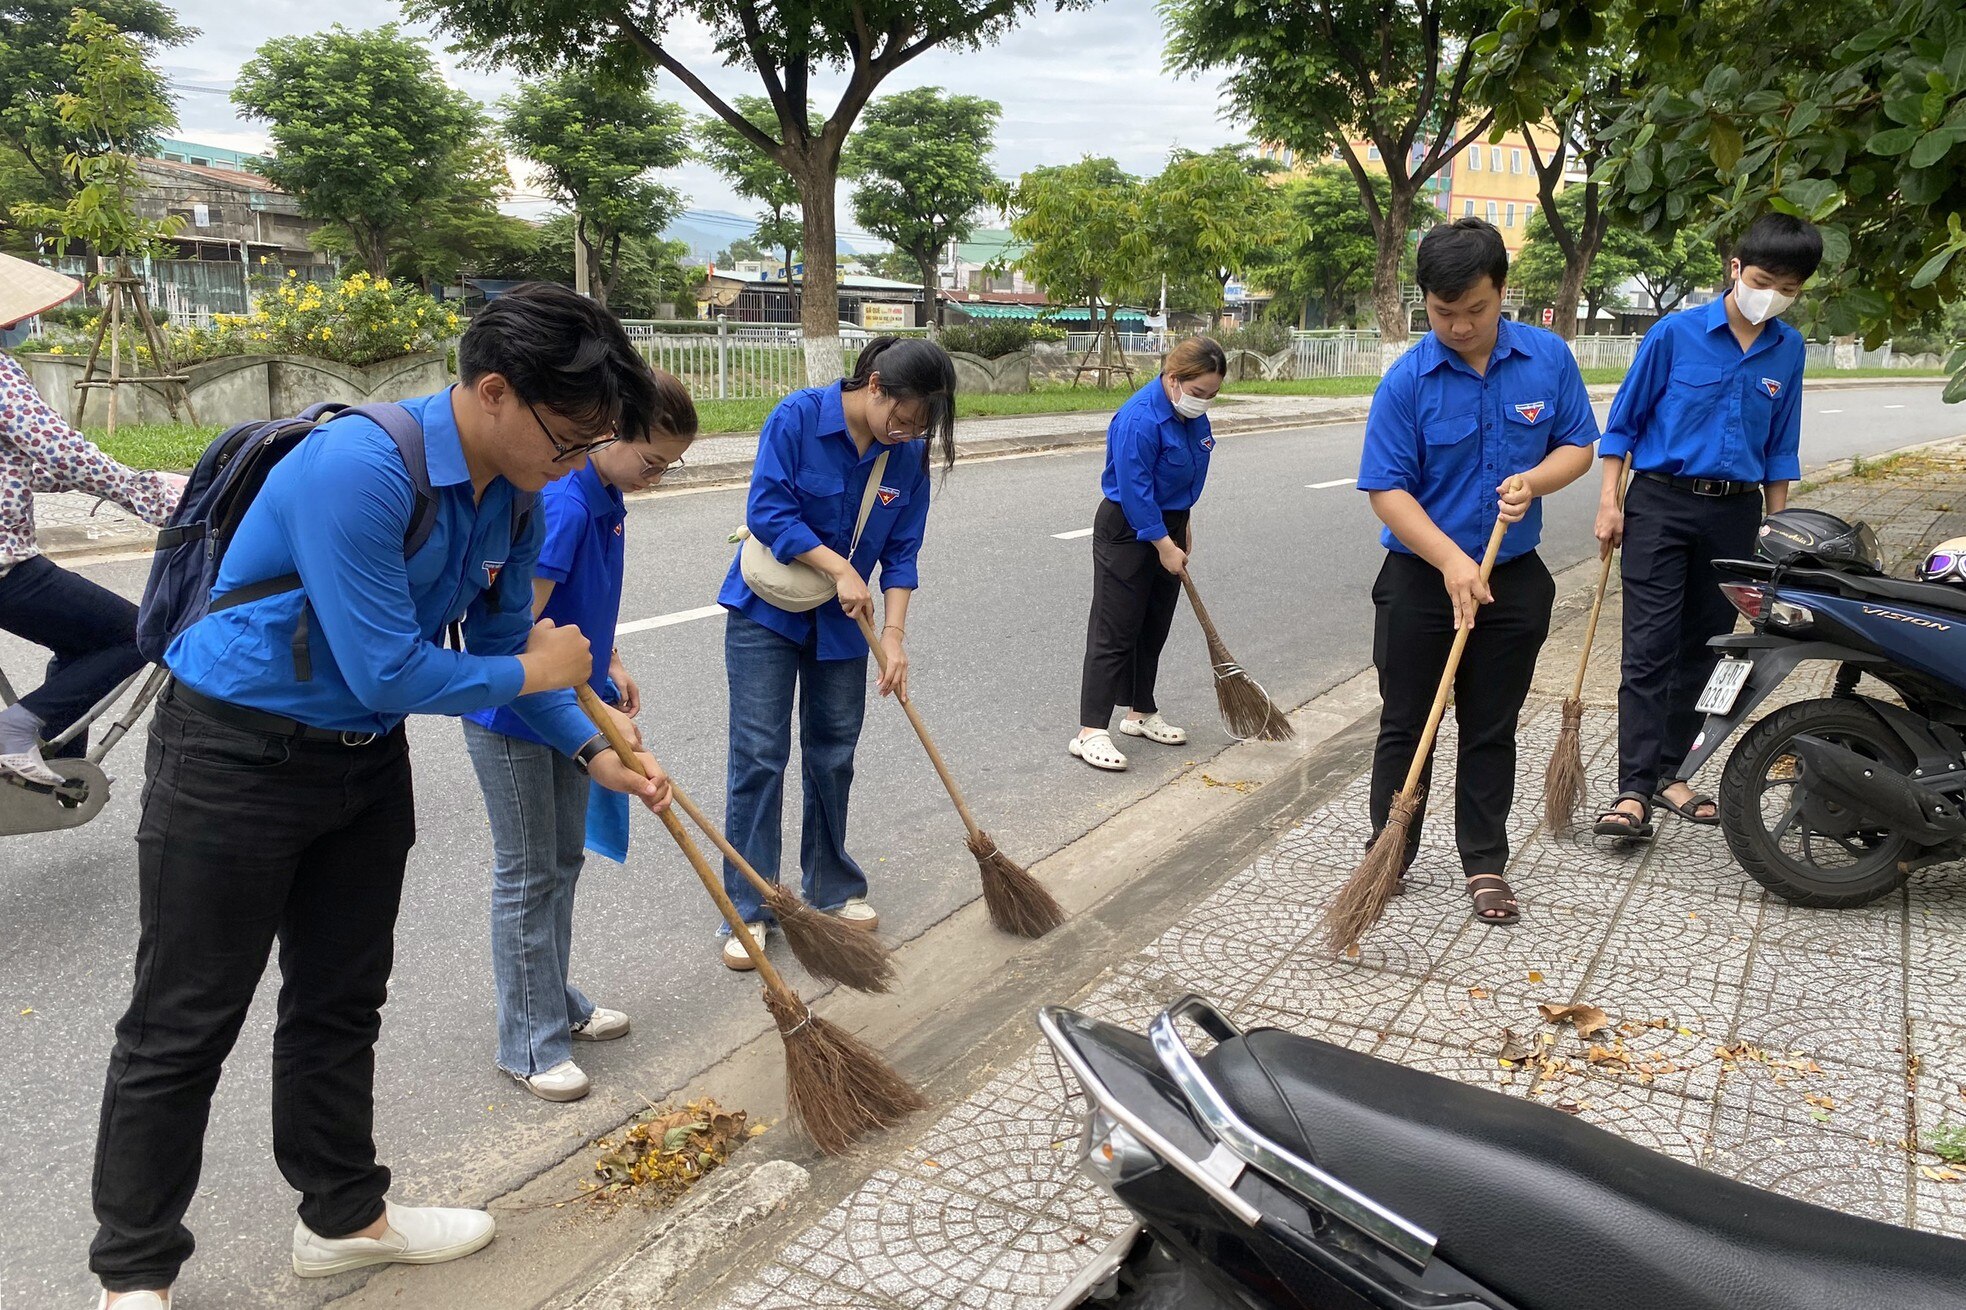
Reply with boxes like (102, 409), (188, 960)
(16, 350), (450, 428)
(947, 348), (1032, 395)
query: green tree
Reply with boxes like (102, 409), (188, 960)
(0, 0), (189, 211)
(502, 67), (691, 309)
(714, 236), (766, 266)
(1145, 146), (1291, 318)
(234, 24), (493, 277)
(1163, 0), (1505, 343)
(476, 213), (697, 318)
(698, 95), (813, 311)
(844, 86), (999, 328)
(11, 10), (181, 263)
(1250, 167), (1428, 327)
(407, 0), (1093, 383)
(1626, 220), (1723, 316)
(996, 157), (1153, 361)
(1481, 0), (1966, 397)
(1509, 185), (1642, 324)
(385, 137), (537, 290)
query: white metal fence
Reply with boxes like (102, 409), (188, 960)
(619, 319), (931, 400)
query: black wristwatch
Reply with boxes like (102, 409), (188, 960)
(572, 733), (609, 775)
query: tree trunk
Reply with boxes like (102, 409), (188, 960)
(358, 226), (390, 278)
(1553, 259), (1586, 341)
(793, 161), (842, 384)
(916, 247), (938, 331)
(1371, 188), (1415, 352)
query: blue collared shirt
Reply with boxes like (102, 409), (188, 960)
(165, 389), (593, 754)
(1357, 318), (1599, 563)
(1598, 297), (1804, 483)
(1099, 377), (1213, 541)
(717, 383), (932, 661)
(468, 461), (626, 745)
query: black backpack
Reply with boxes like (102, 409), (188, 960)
(136, 401), (533, 679)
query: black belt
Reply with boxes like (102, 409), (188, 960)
(1640, 471), (1760, 498)
(168, 682), (392, 747)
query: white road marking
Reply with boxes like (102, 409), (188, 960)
(1818, 408), (1843, 414)
(1052, 527), (1095, 540)
(616, 604), (724, 635)
(1884, 404), (1907, 410)
(1307, 477), (1356, 489)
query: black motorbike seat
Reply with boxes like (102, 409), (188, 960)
(1203, 1028), (1966, 1310)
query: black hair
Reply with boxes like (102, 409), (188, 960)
(457, 282), (659, 441)
(841, 336), (958, 472)
(1735, 213), (1824, 282)
(1416, 218), (1510, 302)
(637, 367), (700, 445)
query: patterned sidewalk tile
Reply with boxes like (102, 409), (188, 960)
(1525, 1075), (1720, 1167)
(1705, 1109), (1912, 1226)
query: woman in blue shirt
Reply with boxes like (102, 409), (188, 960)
(462, 369), (697, 1101)
(1071, 337), (1227, 772)
(716, 337), (956, 970)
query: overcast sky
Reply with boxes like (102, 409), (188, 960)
(156, 0), (1247, 238)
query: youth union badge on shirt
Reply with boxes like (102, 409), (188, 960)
(1201, 433), (1216, 451)
(483, 559), (505, 587)
(1512, 400), (1548, 424)
(1760, 377), (1783, 398)
(877, 483), (901, 506)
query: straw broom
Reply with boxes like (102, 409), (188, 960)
(1324, 490), (1518, 956)
(853, 613), (1064, 938)
(1181, 573), (1293, 742)
(1541, 454), (1633, 835)
(577, 687), (923, 1153)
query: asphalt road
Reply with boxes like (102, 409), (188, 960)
(1, 383), (1958, 1307)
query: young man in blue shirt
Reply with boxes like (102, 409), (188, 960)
(1357, 219), (1598, 925)
(1594, 215), (1821, 838)
(88, 285), (673, 1309)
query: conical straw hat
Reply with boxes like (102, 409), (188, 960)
(0, 252), (82, 327)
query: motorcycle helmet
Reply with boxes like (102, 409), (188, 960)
(1917, 536), (1966, 587)
(1757, 508), (1884, 574)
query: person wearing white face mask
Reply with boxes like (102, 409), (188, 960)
(1592, 213), (1823, 841)
(1071, 336), (1227, 772)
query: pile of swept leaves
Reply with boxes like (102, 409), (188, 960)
(581, 1098), (762, 1208)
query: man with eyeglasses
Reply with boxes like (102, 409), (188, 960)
(87, 284), (673, 1309)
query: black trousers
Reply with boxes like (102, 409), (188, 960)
(0, 554), (145, 753)
(1617, 475), (1762, 799)
(1369, 550), (1555, 876)
(90, 687), (415, 1291)
(1080, 499), (1190, 729)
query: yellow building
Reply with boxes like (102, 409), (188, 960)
(1260, 120), (1578, 254)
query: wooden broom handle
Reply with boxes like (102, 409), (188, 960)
(853, 611), (984, 840)
(1399, 484), (1520, 796)
(575, 686), (793, 995)
(1568, 454), (1634, 700)
(1178, 573), (1226, 645)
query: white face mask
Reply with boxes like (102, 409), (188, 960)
(1173, 391), (1213, 420)
(1733, 281), (1796, 325)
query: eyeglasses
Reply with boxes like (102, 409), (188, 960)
(639, 452), (685, 479)
(524, 398), (618, 464)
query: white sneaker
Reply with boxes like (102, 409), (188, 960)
(1, 749), (63, 787)
(722, 921), (767, 971)
(832, 897), (879, 930)
(513, 1059), (590, 1102)
(571, 1007), (630, 1041)
(1119, 713), (1188, 745)
(292, 1201), (495, 1278)
(95, 1293), (168, 1309)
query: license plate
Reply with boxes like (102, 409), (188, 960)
(1696, 658), (1753, 715)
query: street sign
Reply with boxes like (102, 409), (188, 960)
(1541, 307), (1554, 326)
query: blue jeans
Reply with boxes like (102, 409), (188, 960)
(723, 609), (869, 924)
(461, 720), (594, 1076)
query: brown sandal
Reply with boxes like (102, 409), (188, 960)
(1465, 874), (1520, 927)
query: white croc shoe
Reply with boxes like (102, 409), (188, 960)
(832, 897), (879, 930)
(513, 1059), (590, 1102)
(95, 1293), (168, 1309)
(722, 921), (768, 971)
(1119, 713), (1188, 745)
(292, 1201), (495, 1278)
(1068, 730), (1128, 772)
(572, 1007), (630, 1041)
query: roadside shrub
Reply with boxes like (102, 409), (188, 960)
(1212, 320), (1292, 356)
(1028, 320), (1068, 343)
(940, 320), (1035, 359)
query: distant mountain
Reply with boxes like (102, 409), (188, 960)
(662, 208), (886, 263)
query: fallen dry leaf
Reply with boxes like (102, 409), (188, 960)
(1539, 1002), (1611, 1039)
(1468, 986), (1492, 1000)
(1805, 1094), (1837, 1111)
(1497, 1028), (1533, 1062)
(1527, 970), (1545, 983)
(1586, 1043), (1629, 1069)
(1199, 774), (1258, 794)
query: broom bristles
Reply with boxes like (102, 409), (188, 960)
(762, 884), (897, 993)
(765, 988), (927, 1155)
(1542, 698), (1587, 836)
(970, 829), (1064, 937)
(1212, 661), (1294, 742)
(1324, 790), (1422, 955)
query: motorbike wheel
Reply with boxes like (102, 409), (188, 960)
(1719, 697), (1912, 907)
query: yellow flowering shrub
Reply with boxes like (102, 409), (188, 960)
(176, 272), (462, 368)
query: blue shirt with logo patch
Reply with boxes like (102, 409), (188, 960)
(717, 382), (932, 661)
(1357, 318), (1599, 564)
(1099, 377), (1213, 542)
(1598, 297), (1804, 483)
(163, 388), (593, 755)
(467, 460), (626, 745)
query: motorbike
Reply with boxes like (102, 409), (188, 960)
(1672, 509), (1966, 906)
(1040, 995), (1966, 1310)
(0, 663), (165, 837)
